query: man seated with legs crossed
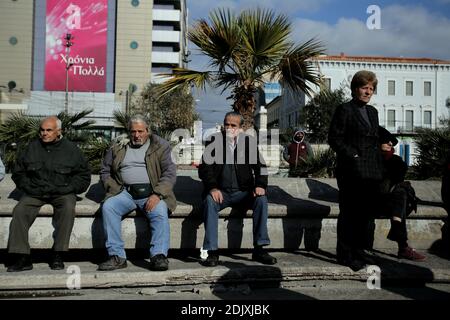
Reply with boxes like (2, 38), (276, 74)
(98, 114), (176, 271)
(199, 112), (277, 267)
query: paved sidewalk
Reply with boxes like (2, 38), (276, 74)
(1, 248), (450, 292)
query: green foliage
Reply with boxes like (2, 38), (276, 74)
(132, 83), (199, 132)
(81, 137), (110, 174)
(280, 127), (295, 145)
(0, 110), (95, 171)
(289, 147), (336, 178)
(410, 119), (450, 179)
(299, 87), (348, 143)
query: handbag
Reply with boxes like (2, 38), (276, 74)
(126, 183), (153, 199)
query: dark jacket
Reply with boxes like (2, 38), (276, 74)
(12, 138), (91, 197)
(328, 99), (383, 181)
(443, 156), (450, 212)
(100, 134), (177, 213)
(198, 132), (268, 196)
(283, 130), (313, 167)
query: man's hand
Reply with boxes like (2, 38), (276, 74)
(145, 194), (161, 212)
(253, 187), (265, 197)
(210, 188), (224, 204)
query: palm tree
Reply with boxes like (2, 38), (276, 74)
(0, 109), (95, 171)
(157, 8), (325, 129)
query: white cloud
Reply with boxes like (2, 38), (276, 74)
(292, 5), (450, 60)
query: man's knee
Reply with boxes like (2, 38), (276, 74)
(102, 197), (116, 214)
(11, 200), (38, 221)
(203, 195), (220, 216)
(58, 194), (77, 209)
(254, 195), (268, 206)
(204, 194), (219, 208)
(149, 200), (169, 217)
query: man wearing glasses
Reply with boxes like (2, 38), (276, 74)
(7, 116), (91, 272)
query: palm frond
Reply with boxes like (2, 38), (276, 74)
(189, 8), (241, 72)
(238, 8), (291, 72)
(276, 38), (325, 96)
(113, 110), (131, 128)
(58, 109), (95, 130)
(156, 68), (211, 97)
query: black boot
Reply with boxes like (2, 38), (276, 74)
(49, 251), (65, 270)
(7, 254), (33, 272)
(252, 246), (277, 265)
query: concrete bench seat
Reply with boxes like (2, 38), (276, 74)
(0, 174), (446, 251)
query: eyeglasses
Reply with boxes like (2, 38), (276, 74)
(39, 128), (54, 132)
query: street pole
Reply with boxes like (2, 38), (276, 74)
(64, 33), (74, 114)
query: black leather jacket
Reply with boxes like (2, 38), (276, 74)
(12, 138), (91, 197)
(198, 132), (268, 197)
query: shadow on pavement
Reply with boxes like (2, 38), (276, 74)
(211, 260), (316, 300)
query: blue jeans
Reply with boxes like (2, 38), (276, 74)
(202, 190), (270, 251)
(102, 190), (170, 259)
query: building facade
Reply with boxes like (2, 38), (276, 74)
(269, 54), (450, 165)
(0, 0), (188, 129)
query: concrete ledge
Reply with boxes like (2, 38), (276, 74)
(1, 251), (450, 291)
(0, 174), (446, 250)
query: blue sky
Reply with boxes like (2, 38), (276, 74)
(186, 0), (450, 128)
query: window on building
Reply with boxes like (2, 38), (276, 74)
(406, 81), (413, 96)
(152, 45), (174, 52)
(153, 4), (175, 9)
(152, 66), (172, 73)
(152, 24), (175, 31)
(424, 111), (432, 127)
(424, 81), (432, 96)
(405, 110), (414, 131)
(387, 110), (396, 128)
(388, 80), (395, 96)
(323, 78), (331, 91)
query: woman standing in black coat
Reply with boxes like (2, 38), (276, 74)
(328, 70), (383, 271)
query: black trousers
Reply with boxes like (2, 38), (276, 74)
(336, 176), (380, 260)
(8, 194), (77, 254)
(367, 187), (409, 248)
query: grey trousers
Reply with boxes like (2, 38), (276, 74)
(8, 194), (77, 254)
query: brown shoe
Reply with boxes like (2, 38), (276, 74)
(398, 247), (426, 261)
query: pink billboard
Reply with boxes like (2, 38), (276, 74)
(45, 0), (108, 92)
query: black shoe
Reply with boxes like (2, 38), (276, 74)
(202, 251), (219, 267)
(353, 249), (377, 265)
(50, 252), (65, 270)
(150, 254), (169, 271)
(338, 257), (367, 272)
(97, 255), (127, 271)
(252, 248), (277, 265)
(7, 254), (33, 272)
